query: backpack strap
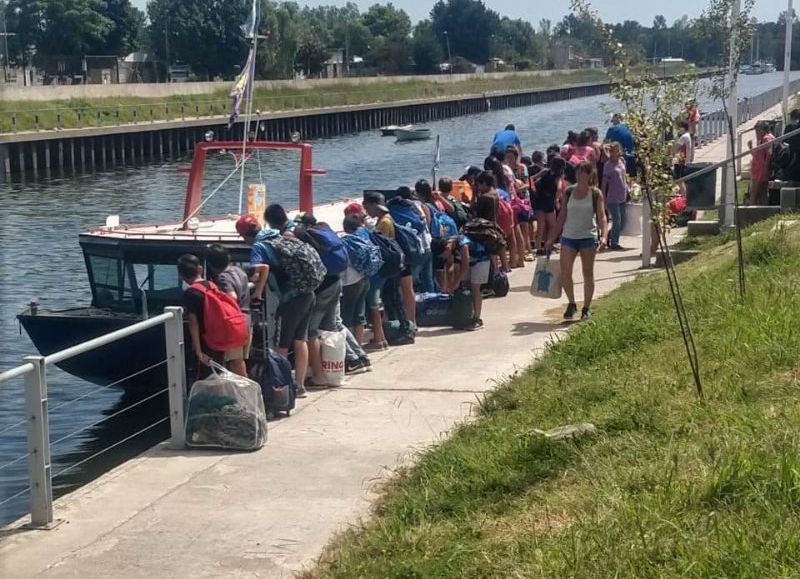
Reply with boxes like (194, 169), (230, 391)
(565, 186), (600, 213)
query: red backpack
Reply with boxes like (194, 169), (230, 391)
(190, 281), (249, 352)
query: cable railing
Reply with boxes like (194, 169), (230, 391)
(698, 78), (800, 144)
(0, 307), (186, 528)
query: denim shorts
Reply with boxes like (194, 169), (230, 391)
(561, 237), (598, 251)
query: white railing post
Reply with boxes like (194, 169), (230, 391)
(164, 307), (186, 449)
(23, 355), (53, 528)
(737, 131), (743, 175)
(641, 192), (652, 269)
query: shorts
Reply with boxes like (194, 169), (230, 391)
(277, 292), (315, 350)
(561, 237), (598, 251)
(673, 164), (687, 179)
(532, 196), (556, 214)
(309, 278), (342, 339)
(223, 329), (252, 361)
(516, 208), (534, 223)
(340, 277), (368, 328)
(366, 274), (385, 309)
(469, 260), (492, 286)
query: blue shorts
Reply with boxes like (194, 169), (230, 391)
(561, 237), (598, 251)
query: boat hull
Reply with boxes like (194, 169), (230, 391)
(17, 309), (170, 388)
(395, 129), (431, 142)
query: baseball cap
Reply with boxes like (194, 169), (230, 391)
(344, 202), (364, 216)
(235, 214), (260, 237)
(363, 191), (389, 213)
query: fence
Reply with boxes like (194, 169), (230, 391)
(698, 78), (800, 143)
(0, 307), (186, 528)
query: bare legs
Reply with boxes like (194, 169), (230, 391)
(560, 245), (597, 308)
(280, 339), (308, 387)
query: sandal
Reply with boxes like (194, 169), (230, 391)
(364, 340), (389, 352)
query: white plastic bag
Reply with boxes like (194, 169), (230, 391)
(530, 256), (562, 299)
(319, 329), (347, 386)
(185, 362), (267, 450)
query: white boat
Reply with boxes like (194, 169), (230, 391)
(380, 124), (411, 136)
(395, 127), (432, 142)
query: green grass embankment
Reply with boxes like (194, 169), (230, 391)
(0, 68), (618, 133)
(306, 216), (800, 578)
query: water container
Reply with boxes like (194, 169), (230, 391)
(685, 163), (717, 209)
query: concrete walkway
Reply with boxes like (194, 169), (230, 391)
(1, 235), (648, 578)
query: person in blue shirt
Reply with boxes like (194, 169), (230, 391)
(236, 215), (314, 398)
(491, 124), (521, 155)
(432, 233), (491, 331)
(604, 114), (637, 176)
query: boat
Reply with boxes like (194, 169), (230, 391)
(395, 127), (432, 142)
(380, 124), (411, 136)
(17, 140), (327, 387)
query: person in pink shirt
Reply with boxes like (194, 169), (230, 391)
(747, 121), (775, 205)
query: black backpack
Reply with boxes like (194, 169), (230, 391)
(460, 218), (507, 255)
(771, 141), (791, 175)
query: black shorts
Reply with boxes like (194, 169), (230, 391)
(673, 164), (687, 179)
(277, 292), (315, 350)
(532, 197), (556, 214)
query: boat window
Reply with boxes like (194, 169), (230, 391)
(129, 263), (184, 313)
(87, 254), (135, 311)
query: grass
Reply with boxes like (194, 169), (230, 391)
(0, 65), (695, 133)
(304, 215), (800, 579)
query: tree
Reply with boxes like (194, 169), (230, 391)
(495, 17), (539, 64)
(147, 0), (248, 79)
(412, 20), (443, 73)
(295, 36), (328, 76)
(361, 3), (410, 40)
(430, 0), (500, 64)
(101, 0), (145, 55)
(6, 0), (113, 57)
(258, 0), (302, 79)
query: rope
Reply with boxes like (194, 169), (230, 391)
(179, 158), (245, 228)
(51, 416), (170, 481)
(49, 360), (167, 414)
(0, 485), (30, 508)
(0, 452), (31, 474)
(50, 388), (168, 450)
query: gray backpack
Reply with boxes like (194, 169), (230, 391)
(258, 236), (326, 295)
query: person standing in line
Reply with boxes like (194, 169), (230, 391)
(604, 113), (637, 176)
(747, 120), (775, 205)
(685, 99), (700, 147)
(546, 161), (609, 322)
(531, 156), (566, 255)
(601, 142), (629, 251)
(205, 244), (251, 377)
(673, 119), (694, 198)
(784, 109), (800, 182)
(491, 123), (521, 155)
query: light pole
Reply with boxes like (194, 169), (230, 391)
(443, 30), (452, 75)
(782, 0), (794, 124)
(1, 7), (19, 83)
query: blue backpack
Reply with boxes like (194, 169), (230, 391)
(388, 199), (426, 234)
(393, 222), (426, 267)
(296, 223), (348, 276)
(369, 230), (404, 278)
(342, 233), (383, 277)
(427, 203), (458, 239)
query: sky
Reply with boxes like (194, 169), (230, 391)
(131, 0), (788, 25)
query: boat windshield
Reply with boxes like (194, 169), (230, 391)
(86, 254), (183, 313)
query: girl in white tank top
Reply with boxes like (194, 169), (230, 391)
(546, 161), (609, 322)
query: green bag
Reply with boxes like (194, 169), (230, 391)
(451, 287), (475, 329)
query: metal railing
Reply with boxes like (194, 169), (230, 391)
(698, 79), (800, 143)
(0, 307), (186, 528)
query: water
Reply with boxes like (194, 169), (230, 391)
(0, 72), (794, 524)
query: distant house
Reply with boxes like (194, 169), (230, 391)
(552, 44), (604, 70)
(323, 49), (363, 79)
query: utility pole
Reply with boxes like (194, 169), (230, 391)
(783, 0), (794, 124)
(444, 31), (452, 75)
(165, 10), (171, 82)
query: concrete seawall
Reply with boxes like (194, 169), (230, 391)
(0, 81), (611, 178)
(0, 69), (600, 102)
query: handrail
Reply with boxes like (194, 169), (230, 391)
(0, 306), (187, 529)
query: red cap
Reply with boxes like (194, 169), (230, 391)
(344, 202), (364, 216)
(235, 214), (260, 237)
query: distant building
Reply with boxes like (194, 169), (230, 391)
(552, 44), (603, 70)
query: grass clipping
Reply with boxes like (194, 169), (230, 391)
(305, 217), (800, 579)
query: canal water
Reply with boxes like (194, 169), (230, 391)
(0, 72), (796, 524)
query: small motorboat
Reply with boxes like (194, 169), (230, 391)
(395, 127), (432, 142)
(380, 124), (411, 136)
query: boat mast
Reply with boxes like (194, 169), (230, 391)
(237, 1), (260, 215)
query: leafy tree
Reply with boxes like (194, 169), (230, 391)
(6, 0), (113, 57)
(295, 36), (329, 76)
(101, 0), (145, 55)
(258, 0), (302, 79)
(147, 0), (248, 79)
(495, 17), (538, 64)
(412, 20), (443, 73)
(362, 3), (410, 40)
(430, 0), (499, 64)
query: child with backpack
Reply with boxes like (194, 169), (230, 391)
(178, 254), (250, 377)
(340, 214), (381, 350)
(431, 232), (489, 331)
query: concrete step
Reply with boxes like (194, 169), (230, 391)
(687, 220), (720, 236)
(736, 206), (782, 228)
(655, 249), (701, 268)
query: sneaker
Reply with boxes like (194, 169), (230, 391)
(359, 356), (372, 369)
(609, 244), (626, 251)
(581, 307), (592, 321)
(564, 303), (578, 320)
(475, 318), (484, 329)
(392, 334), (415, 346)
(461, 319), (482, 331)
(295, 384), (308, 398)
(345, 358), (367, 375)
